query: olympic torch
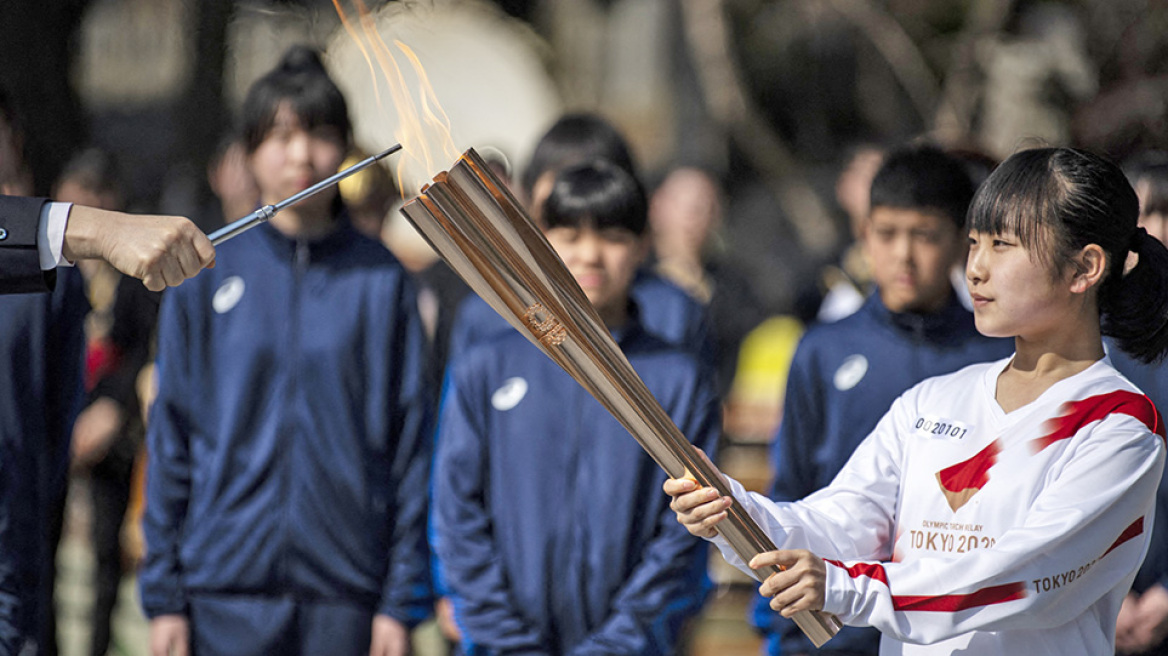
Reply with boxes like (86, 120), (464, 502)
(400, 148), (842, 647)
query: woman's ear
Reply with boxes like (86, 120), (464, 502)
(1069, 243), (1107, 294)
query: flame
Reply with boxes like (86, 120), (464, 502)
(332, 0), (460, 194)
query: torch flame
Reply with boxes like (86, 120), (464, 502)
(332, 0), (461, 194)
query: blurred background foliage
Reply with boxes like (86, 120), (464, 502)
(4, 0), (1168, 311)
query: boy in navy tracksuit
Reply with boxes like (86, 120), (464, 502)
(751, 146), (1013, 656)
(432, 160), (719, 655)
(140, 47), (432, 656)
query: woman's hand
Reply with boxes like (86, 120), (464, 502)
(750, 550), (827, 618)
(663, 477), (733, 538)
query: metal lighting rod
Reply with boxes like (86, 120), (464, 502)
(208, 143), (403, 245)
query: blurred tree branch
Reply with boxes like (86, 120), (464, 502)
(820, 0), (940, 128)
(931, 0), (1015, 143)
(678, 0), (837, 256)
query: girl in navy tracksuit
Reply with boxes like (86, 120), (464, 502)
(432, 160), (720, 655)
(139, 46), (432, 656)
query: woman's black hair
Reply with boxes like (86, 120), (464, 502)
(521, 113), (638, 197)
(968, 147), (1168, 363)
(240, 45), (352, 154)
(541, 159), (647, 236)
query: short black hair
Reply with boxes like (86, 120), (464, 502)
(522, 113), (637, 196)
(541, 159), (647, 236)
(869, 144), (976, 228)
(241, 45), (351, 154)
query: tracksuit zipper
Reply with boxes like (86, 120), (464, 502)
(278, 239), (310, 591)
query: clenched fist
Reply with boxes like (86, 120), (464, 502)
(63, 205), (215, 291)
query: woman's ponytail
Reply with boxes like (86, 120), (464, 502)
(1101, 227), (1168, 363)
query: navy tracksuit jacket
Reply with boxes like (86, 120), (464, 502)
(139, 221), (433, 635)
(0, 267), (86, 653)
(447, 269), (712, 367)
(1110, 343), (1168, 609)
(753, 291), (1013, 655)
(432, 312), (720, 655)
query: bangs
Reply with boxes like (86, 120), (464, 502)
(286, 81), (350, 137)
(967, 148), (1067, 264)
(243, 72), (351, 152)
(543, 207), (638, 233)
(542, 160), (647, 235)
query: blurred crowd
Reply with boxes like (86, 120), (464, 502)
(3, 24), (1168, 656)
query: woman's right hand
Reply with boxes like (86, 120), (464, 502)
(663, 477), (734, 539)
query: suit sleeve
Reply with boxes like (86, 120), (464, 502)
(378, 278), (436, 626)
(568, 365), (721, 655)
(138, 287), (195, 617)
(432, 357), (550, 655)
(0, 195), (53, 294)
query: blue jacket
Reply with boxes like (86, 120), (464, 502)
(447, 269), (712, 367)
(1109, 344), (1168, 597)
(139, 221), (433, 626)
(432, 311), (720, 655)
(0, 267), (87, 649)
(753, 291), (1013, 655)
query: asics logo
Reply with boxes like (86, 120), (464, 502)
(491, 377), (528, 411)
(212, 276), (245, 314)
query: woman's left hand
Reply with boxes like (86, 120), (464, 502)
(750, 550), (828, 618)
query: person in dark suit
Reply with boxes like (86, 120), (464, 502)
(0, 194), (215, 295)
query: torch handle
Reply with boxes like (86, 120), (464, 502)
(208, 143), (403, 246)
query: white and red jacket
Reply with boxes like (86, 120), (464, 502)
(715, 356), (1166, 655)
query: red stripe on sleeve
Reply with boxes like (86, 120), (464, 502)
(824, 559), (889, 587)
(892, 582), (1027, 612)
(1102, 517), (1145, 559)
(1035, 391), (1165, 453)
(825, 559), (1026, 613)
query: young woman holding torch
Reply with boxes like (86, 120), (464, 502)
(667, 147), (1168, 654)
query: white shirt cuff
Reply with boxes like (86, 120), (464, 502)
(37, 201), (73, 270)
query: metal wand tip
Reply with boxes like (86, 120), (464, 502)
(374, 144), (404, 161)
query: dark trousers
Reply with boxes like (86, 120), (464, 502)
(88, 458), (132, 656)
(37, 481), (67, 656)
(188, 594), (374, 656)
